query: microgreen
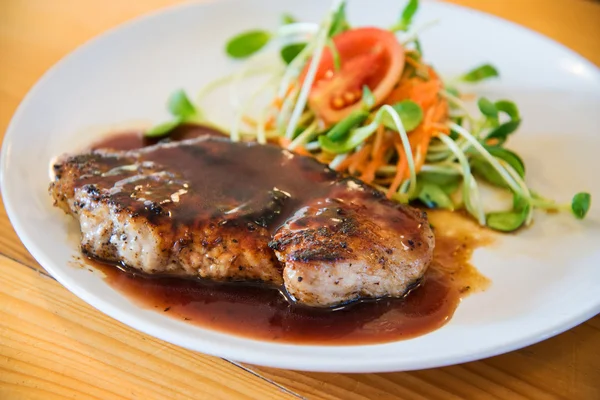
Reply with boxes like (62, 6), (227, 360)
(444, 86), (460, 98)
(280, 43), (307, 64)
(325, 110), (369, 141)
(391, 0), (419, 32)
(144, 119), (182, 138)
(418, 182), (455, 210)
(168, 89), (197, 119)
(329, 2), (350, 37)
(572, 192), (591, 219)
(484, 146), (525, 177)
(418, 171), (462, 189)
(145, 90), (200, 138)
(460, 63), (499, 83)
(477, 97), (498, 119)
(226, 30), (272, 59)
(485, 119), (521, 145)
(318, 124), (375, 154)
(470, 146), (524, 189)
(414, 38), (423, 56)
(327, 39), (342, 70)
(382, 101), (423, 132)
(486, 208), (528, 232)
(361, 85), (376, 110)
(495, 100), (520, 120)
(281, 13), (297, 25)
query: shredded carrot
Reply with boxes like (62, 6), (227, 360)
(386, 141), (408, 198)
(242, 115), (275, 130)
(348, 144), (372, 175)
(264, 116), (275, 130)
(376, 176), (395, 185)
(361, 133), (393, 183)
(416, 136), (431, 170)
(430, 122), (449, 135)
(405, 56), (422, 69)
(271, 83), (297, 110)
(293, 146), (311, 156)
(317, 152), (333, 164)
(383, 77), (442, 111)
(271, 97), (283, 109)
(371, 125), (384, 157)
(242, 115), (258, 127)
(434, 99), (449, 122)
(384, 79), (415, 104)
(334, 151), (360, 172)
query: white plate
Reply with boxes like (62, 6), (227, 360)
(2, 0), (600, 373)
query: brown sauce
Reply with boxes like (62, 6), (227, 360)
(80, 127), (492, 345)
(89, 124), (225, 151)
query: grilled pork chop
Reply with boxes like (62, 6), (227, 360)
(50, 134), (434, 307)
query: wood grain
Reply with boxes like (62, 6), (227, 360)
(1, 1), (600, 399)
(447, 0), (600, 67)
(0, 255), (299, 400)
(248, 317), (600, 399)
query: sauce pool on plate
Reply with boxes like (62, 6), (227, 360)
(84, 127), (492, 345)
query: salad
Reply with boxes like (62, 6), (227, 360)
(146, 0), (591, 232)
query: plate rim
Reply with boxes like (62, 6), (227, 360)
(1, 0), (599, 373)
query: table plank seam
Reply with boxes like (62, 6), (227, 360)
(0, 250), (55, 280)
(226, 360), (308, 400)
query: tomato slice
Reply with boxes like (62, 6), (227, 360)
(301, 27), (405, 126)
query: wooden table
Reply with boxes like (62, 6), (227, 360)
(1, 1), (599, 398)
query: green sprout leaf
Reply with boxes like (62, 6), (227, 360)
(392, 0), (419, 32)
(281, 13), (297, 25)
(485, 119), (521, 145)
(418, 182), (455, 210)
(471, 158), (505, 188)
(513, 193), (528, 210)
(571, 192), (591, 219)
(418, 171), (462, 188)
(145, 89), (200, 138)
(361, 85), (376, 110)
(167, 89), (197, 119)
(382, 100), (423, 132)
(325, 110), (369, 141)
(445, 86), (460, 98)
(414, 38), (423, 56)
(495, 100), (520, 120)
(484, 146), (525, 177)
(327, 39), (341, 71)
(280, 43), (307, 64)
(460, 63), (499, 83)
(144, 119), (182, 138)
(486, 191), (530, 232)
(478, 97), (498, 119)
(486, 209), (527, 232)
(329, 2), (350, 37)
(470, 146), (525, 189)
(226, 30), (272, 59)
(319, 120), (378, 154)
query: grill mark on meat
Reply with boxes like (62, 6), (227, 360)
(50, 134), (434, 307)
